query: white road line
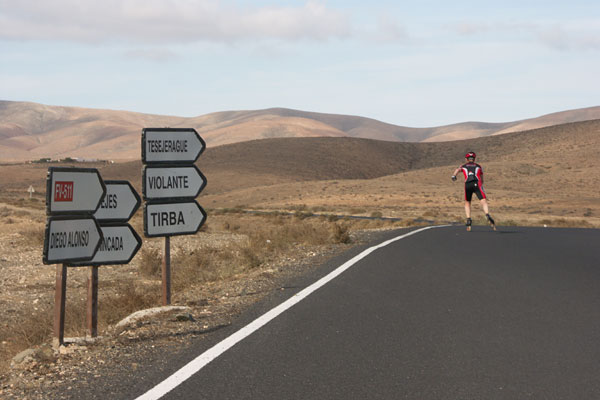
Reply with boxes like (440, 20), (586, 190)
(135, 225), (448, 400)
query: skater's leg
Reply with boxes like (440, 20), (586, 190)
(465, 201), (472, 231)
(480, 199), (496, 229)
(480, 198), (489, 215)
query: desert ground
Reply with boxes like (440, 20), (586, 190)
(0, 119), (599, 397)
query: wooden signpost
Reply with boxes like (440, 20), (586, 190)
(141, 128), (207, 305)
(43, 167), (106, 347)
(71, 180), (142, 337)
(43, 170), (143, 344)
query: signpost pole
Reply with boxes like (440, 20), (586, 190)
(162, 236), (171, 306)
(53, 264), (67, 348)
(142, 128), (207, 305)
(86, 266), (98, 338)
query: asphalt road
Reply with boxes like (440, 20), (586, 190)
(135, 226), (600, 400)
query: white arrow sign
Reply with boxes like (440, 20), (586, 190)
(69, 224), (142, 266)
(143, 165), (207, 200)
(142, 128), (205, 164)
(94, 181), (141, 223)
(43, 217), (103, 264)
(47, 167), (106, 215)
(144, 201), (207, 237)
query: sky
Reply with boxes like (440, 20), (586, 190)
(1, 0), (599, 127)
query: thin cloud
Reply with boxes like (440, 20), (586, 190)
(537, 25), (600, 51)
(123, 48), (179, 62)
(373, 15), (409, 43)
(0, 0), (351, 44)
(449, 20), (600, 51)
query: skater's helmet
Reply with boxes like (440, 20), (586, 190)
(465, 151), (476, 160)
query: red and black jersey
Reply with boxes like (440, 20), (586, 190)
(459, 162), (483, 184)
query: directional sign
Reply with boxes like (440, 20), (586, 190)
(144, 201), (207, 237)
(47, 167), (106, 215)
(43, 217), (103, 264)
(94, 181), (141, 223)
(143, 165), (207, 201)
(69, 224), (142, 266)
(142, 128), (206, 164)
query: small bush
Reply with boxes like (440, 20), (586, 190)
(99, 281), (160, 326)
(238, 243), (263, 269)
(422, 210), (439, 217)
(139, 248), (162, 278)
(331, 223), (351, 244)
(19, 225), (46, 247)
(4, 304), (53, 350)
(294, 210), (313, 220)
(349, 208), (366, 215)
(171, 248), (226, 288)
(539, 218), (593, 228)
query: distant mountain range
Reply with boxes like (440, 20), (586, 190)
(1, 100), (599, 161)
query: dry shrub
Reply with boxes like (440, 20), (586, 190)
(349, 208), (366, 215)
(1, 304), (53, 351)
(139, 248), (162, 278)
(168, 217), (357, 290)
(290, 204), (308, 212)
(172, 247), (228, 289)
(238, 243), (263, 269)
(19, 224), (46, 247)
(539, 218), (593, 228)
(422, 209), (439, 217)
(293, 210), (313, 220)
(0, 304), (53, 373)
(331, 223), (351, 244)
(99, 281), (160, 327)
(370, 211), (383, 218)
(252, 219), (334, 249)
(0, 206), (31, 218)
(0, 281), (162, 351)
(405, 218), (429, 227)
(236, 218), (352, 266)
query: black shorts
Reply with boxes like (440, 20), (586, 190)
(465, 181), (487, 201)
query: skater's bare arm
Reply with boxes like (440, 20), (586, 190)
(451, 167), (461, 181)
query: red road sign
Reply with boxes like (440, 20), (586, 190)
(46, 167), (106, 215)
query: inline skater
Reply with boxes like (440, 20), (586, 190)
(451, 152), (496, 231)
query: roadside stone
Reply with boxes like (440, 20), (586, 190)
(115, 305), (191, 333)
(11, 349), (36, 366)
(36, 344), (56, 362)
(173, 313), (195, 322)
(58, 344), (86, 356)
